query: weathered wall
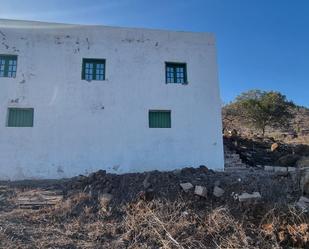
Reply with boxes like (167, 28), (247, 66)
(0, 19), (224, 180)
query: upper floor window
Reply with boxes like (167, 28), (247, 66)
(165, 62), (187, 84)
(7, 108), (34, 127)
(0, 55), (17, 78)
(82, 58), (105, 81)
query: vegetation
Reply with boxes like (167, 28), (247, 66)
(223, 90), (295, 136)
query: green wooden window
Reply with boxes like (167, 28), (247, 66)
(82, 58), (105, 81)
(7, 108), (34, 127)
(0, 55), (17, 78)
(149, 111), (171, 128)
(166, 62), (187, 84)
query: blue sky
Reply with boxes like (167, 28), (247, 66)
(1, 0), (308, 107)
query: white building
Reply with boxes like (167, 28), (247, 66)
(0, 19), (224, 180)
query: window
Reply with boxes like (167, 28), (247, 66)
(0, 55), (17, 78)
(165, 62), (187, 84)
(7, 108), (34, 127)
(82, 58), (105, 81)
(149, 110), (171, 128)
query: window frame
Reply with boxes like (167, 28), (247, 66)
(165, 62), (187, 84)
(7, 108), (34, 127)
(0, 54), (18, 78)
(149, 110), (171, 128)
(82, 58), (106, 81)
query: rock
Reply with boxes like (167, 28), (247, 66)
(99, 193), (113, 211)
(138, 189), (154, 201)
(288, 167), (296, 172)
(180, 182), (194, 192)
(238, 192), (261, 202)
(264, 166), (274, 171)
(294, 145), (309, 156)
(194, 185), (207, 198)
(229, 129), (237, 137)
(296, 196), (309, 212)
(213, 186), (225, 197)
(277, 154), (301, 167)
(143, 173), (151, 189)
(198, 165), (208, 172)
(297, 156), (309, 168)
(300, 168), (309, 195)
(273, 166), (288, 172)
(271, 143), (279, 152)
(180, 167), (195, 175)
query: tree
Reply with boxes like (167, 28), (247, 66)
(224, 90), (294, 136)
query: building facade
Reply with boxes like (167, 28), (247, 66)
(0, 19), (224, 180)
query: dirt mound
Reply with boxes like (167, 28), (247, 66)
(64, 167), (299, 209)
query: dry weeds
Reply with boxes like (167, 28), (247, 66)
(0, 192), (308, 249)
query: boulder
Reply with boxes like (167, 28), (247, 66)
(213, 186), (225, 197)
(180, 182), (194, 192)
(194, 186), (207, 198)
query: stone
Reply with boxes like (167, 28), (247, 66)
(297, 156), (309, 168)
(180, 182), (194, 192)
(213, 186), (225, 197)
(143, 173), (151, 189)
(296, 196), (309, 212)
(238, 192), (261, 202)
(214, 180), (221, 187)
(271, 143), (279, 152)
(264, 166), (274, 171)
(294, 145), (309, 156)
(194, 185), (207, 198)
(288, 167), (296, 172)
(273, 166), (288, 172)
(300, 168), (309, 195)
(99, 193), (113, 211)
(277, 154), (301, 167)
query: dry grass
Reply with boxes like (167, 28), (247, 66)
(0, 193), (308, 249)
(259, 206), (309, 248)
(122, 200), (252, 249)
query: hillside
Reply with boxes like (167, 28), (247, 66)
(223, 105), (309, 144)
(223, 104), (309, 167)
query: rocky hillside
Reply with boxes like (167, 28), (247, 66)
(223, 104), (309, 168)
(223, 105), (309, 145)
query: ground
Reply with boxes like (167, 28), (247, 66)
(0, 167), (308, 249)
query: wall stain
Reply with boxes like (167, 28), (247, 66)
(0, 30), (6, 37)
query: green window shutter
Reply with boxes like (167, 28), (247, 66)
(149, 111), (171, 128)
(0, 55), (17, 78)
(82, 58), (105, 81)
(7, 108), (34, 127)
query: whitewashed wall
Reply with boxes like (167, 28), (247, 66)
(0, 19), (224, 180)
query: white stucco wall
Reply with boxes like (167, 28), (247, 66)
(0, 19), (224, 180)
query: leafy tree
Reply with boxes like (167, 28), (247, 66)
(224, 90), (294, 136)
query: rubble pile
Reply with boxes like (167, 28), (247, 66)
(224, 135), (309, 167)
(64, 167), (300, 208)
